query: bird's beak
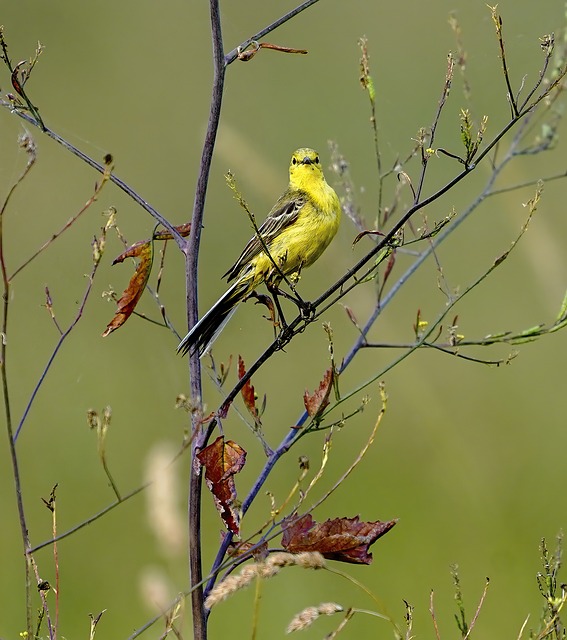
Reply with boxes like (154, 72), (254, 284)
(301, 156), (313, 165)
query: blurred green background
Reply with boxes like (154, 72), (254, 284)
(1, 1), (566, 638)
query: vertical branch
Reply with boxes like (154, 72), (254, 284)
(0, 134), (37, 638)
(186, 0), (225, 637)
(1, 352), (34, 637)
(414, 53), (455, 204)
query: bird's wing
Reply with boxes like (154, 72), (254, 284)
(223, 191), (306, 281)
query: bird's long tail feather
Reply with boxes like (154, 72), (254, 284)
(177, 278), (249, 357)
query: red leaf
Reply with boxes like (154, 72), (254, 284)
(303, 368), (334, 418)
(281, 514), (397, 565)
(218, 401), (231, 420)
(103, 240), (153, 337)
(11, 65), (24, 96)
(196, 436), (247, 535)
(343, 305), (360, 329)
(238, 355), (261, 424)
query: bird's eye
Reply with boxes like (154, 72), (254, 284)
(314, 156), (320, 164)
(292, 157), (297, 165)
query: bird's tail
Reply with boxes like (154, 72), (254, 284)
(177, 278), (249, 357)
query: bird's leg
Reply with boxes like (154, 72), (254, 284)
(271, 285), (314, 321)
(247, 291), (289, 345)
(281, 263), (315, 321)
(247, 290), (280, 331)
(265, 280), (288, 328)
(270, 285), (301, 306)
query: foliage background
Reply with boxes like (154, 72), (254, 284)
(1, 0), (566, 637)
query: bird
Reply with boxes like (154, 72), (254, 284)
(177, 147), (341, 357)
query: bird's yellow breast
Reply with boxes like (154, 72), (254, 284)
(250, 182), (341, 286)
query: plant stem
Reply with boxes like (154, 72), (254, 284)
(187, 0), (226, 636)
(0, 140), (37, 637)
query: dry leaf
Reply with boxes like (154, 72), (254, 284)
(382, 250), (396, 288)
(249, 291), (277, 327)
(196, 436), (247, 535)
(281, 514), (397, 565)
(103, 240), (153, 337)
(352, 229), (384, 246)
(111, 239), (150, 265)
(152, 222), (191, 241)
(103, 223), (191, 337)
(238, 355), (261, 425)
(303, 368), (334, 419)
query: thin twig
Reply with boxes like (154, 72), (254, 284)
(491, 7), (520, 117)
(415, 52), (455, 203)
(30, 437), (192, 552)
(429, 590), (441, 640)
(14, 260), (99, 442)
(307, 385), (386, 513)
(223, 0), (321, 65)
(0, 132), (39, 637)
(462, 578), (490, 640)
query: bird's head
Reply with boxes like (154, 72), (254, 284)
(289, 148), (324, 188)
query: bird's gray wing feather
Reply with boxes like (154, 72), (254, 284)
(223, 192), (305, 281)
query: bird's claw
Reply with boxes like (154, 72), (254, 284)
(298, 300), (315, 321)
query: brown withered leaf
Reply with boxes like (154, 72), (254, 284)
(11, 64), (24, 96)
(111, 223), (191, 265)
(152, 222), (192, 241)
(352, 229), (385, 247)
(103, 240), (153, 337)
(281, 514), (397, 565)
(196, 436), (247, 535)
(304, 368), (334, 419)
(111, 239), (151, 264)
(381, 250), (396, 288)
(343, 305), (360, 330)
(237, 41), (308, 62)
(248, 291), (277, 327)
(238, 355), (261, 425)
(103, 223), (191, 337)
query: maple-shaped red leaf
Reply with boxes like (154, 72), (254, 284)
(238, 355), (261, 424)
(281, 514), (397, 565)
(103, 240), (153, 337)
(196, 436), (247, 535)
(304, 368), (334, 419)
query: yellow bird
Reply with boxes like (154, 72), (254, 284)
(177, 148), (341, 357)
